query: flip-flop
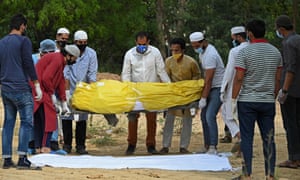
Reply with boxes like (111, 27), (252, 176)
(277, 160), (298, 169)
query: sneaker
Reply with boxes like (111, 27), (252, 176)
(17, 156), (42, 170)
(63, 145), (72, 154)
(125, 144), (136, 155)
(219, 135), (232, 143)
(179, 148), (190, 154)
(50, 141), (59, 151)
(206, 146), (218, 155)
(2, 158), (15, 169)
(147, 146), (159, 154)
(76, 148), (88, 155)
(159, 147), (169, 154)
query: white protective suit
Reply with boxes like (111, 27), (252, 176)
(220, 42), (249, 137)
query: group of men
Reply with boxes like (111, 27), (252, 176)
(0, 13), (299, 180)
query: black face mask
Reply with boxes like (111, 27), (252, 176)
(67, 57), (76, 65)
(57, 41), (67, 48)
(76, 44), (87, 52)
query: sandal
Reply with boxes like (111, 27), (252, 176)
(277, 160), (298, 169)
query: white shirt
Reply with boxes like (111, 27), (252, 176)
(121, 45), (170, 83)
(221, 42), (249, 99)
(199, 44), (225, 88)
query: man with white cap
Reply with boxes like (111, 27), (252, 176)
(56, 27), (70, 50)
(220, 26), (249, 155)
(33, 44), (80, 154)
(189, 31), (225, 154)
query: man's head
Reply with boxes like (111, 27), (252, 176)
(189, 32), (206, 54)
(39, 39), (56, 57)
(170, 38), (185, 60)
(230, 26), (246, 47)
(275, 15), (293, 38)
(135, 31), (150, 54)
(62, 44), (80, 65)
(10, 14), (27, 35)
(56, 27), (70, 49)
(246, 19), (265, 40)
(74, 30), (88, 53)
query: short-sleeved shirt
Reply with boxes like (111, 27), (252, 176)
(235, 40), (282, 102)
(281, 32), (300, 97)
(198, 44), (225, 88)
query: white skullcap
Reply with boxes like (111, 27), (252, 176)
(65, 44), (80, 57)
(57, 27), (70, 34)
(231, 26), (245, 35)
(74, 30), (88, 40)
(189, 32), (204, 42)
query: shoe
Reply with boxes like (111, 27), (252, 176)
(219, 135), (232, 143)
(63, 145), (72, 154)
(2, 158), (16, 169)
(147, 146), (159, 154)
(76, 148), (88, 155)
(125, 144), (136, 155)
(159, 147), (169, 154)
(17, 156), (42, 170)
(50, 141), (59, 151)
(206, 146), (218, 155)
(277, 160), (298, 169)
(179, 148), (190, 154)
(196, 146), (208, 154)
(231, 141), (241, 153)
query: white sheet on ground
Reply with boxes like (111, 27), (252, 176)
(29, 153), (232, 171)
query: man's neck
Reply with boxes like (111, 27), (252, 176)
(10, 29), (22, 35)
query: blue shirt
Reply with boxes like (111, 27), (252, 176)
(0, 34), (37, 92)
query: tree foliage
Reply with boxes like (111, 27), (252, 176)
(0, 0), (298, 72)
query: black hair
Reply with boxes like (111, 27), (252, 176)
(235, 32), (247, 39)
(10, 14), (27, 31)
(170, 38), (186, 49)
(277, 24), (294, 31)
(135, 31), (150, 41)
(246, 19), (265, 38)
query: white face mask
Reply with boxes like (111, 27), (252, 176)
(276, 30), (284, 39)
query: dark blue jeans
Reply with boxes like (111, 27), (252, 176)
(238, 102), (276, 177)
(280, 96), (300, 161)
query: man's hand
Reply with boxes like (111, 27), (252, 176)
(34, 82), (42, 101)
(277, 89), (288, 104)
(220, 92), (225, 102)
(198, 98), (207, 109)
(61, 101), (71, 116)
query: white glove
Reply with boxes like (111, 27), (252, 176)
(61, 101), (71, 116)
(277, 89), (288, 104)
(34, 82), (43, 101)
(231, 99), (238, 120)
(51, 94), (57, 104)
(65, 90), (71, 104)
(220, 92), (225, 102)
(51, 94), (62, 114)
(198, 98), (207, 109)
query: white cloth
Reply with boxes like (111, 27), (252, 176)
(121, 45), (170, 83)
(198, 44), (225, 88)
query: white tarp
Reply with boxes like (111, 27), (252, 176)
(29, 153), (232, 171)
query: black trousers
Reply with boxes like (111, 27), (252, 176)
(62, 120), (86, 149)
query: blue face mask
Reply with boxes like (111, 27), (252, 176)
(276, 30), (284, 39)
(136, 45), (148, 54)
(194, 47), (203, 54)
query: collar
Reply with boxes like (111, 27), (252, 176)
(251, 38), (268, 43)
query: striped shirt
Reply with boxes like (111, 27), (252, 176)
(235, 40), (282, 103)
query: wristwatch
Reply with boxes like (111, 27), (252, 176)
(282, 89), (288, 94)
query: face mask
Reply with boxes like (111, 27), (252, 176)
(194, 47), (203, 54)
(77, 44), (87, 52)
(57, 41), (67, 48)
(276, 30), (284, 39)
(232, 40), (240, 47)
(66, 57), (76, 65)
(136, 45), (148, 54)
(172, 53), (182, 60)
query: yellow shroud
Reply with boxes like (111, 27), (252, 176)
(72, 79), (204, 114)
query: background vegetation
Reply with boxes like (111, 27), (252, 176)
(0, 0), (298, 73)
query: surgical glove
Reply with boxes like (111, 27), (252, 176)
(61, 101), (71, 116)
(198, 98), (207, 109)
(52, 94), (61, 114)
(34, 82), (43, 101)
(231, 99), (238, 120)
(277, 89), (288, 104)
(220, 92), (225, 102)
(65, 90), (71, 104)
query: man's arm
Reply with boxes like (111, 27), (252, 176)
(232, 68), (245, 99)
(201, 68), (215, 98)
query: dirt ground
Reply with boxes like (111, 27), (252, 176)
(0, 102), (299, 180)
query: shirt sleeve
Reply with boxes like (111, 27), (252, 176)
(154, 50), (170, 83)
(87, 51), (98, 82)
(22, 37), (38, 81)
(121, 51), (132, 82)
